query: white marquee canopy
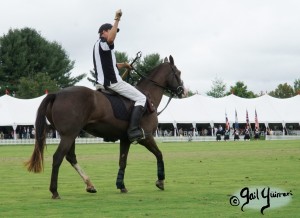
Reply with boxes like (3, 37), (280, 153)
(157, 94), (300, 127)
(1, 93), (299, 128)
(0, 94), (46, 127)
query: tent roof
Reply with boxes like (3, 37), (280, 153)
(157, 94), (300, 125)
(0, 93), (299, 127)
(0, 94), (46, 126)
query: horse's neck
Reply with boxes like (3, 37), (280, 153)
(138, 80), (165, 109)
(137, 64), (169, 109)
(137, 76), (164, 108)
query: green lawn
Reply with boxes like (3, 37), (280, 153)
(0, 140), (299, 217)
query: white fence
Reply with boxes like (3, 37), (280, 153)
(1, 135), (300, 145)
(0, 137), (106, 145)
(265, 135), (300, 140)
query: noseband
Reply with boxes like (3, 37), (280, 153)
(167, 65), (184, 98)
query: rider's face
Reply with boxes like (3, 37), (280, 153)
(101, 29), (110, 39)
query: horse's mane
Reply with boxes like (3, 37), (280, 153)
(136, 62), (168, 86)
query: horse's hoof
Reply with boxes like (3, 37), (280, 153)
(51, 194), (61, 199)
(86, 186), (97, 193)
(120, 188), (128, 193)
(156, 180), (164, 190)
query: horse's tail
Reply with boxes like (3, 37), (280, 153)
(25, 93), (56, 173)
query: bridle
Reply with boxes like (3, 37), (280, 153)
(135, 63), (184, 97)
(134, 63), (184, 115)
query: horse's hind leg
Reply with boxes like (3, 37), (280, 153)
(65, 141), (97, 193)
(50, 137), (75, 199)
(116, 139), (131, 193)
(139, 137), (165, 190)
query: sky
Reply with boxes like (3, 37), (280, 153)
(1, 0), (300, 95)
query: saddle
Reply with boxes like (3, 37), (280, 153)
(96, 87), (156, 121)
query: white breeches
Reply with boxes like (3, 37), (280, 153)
(109, 81), (146, 107)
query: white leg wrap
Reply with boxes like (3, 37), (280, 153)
(73, 163), (92, 186)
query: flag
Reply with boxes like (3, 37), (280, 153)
(234, 109), (239, 129)
(225, 112), (230, 130)
(255, 109), (259, 129)
(246, 109), (249, 128)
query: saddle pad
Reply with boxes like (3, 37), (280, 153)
(102, 92), (131, 121)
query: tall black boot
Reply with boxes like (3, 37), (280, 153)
(128, 105), (145, 142)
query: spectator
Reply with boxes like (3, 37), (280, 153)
(178, 128), (183, 137)
(224, 129), (230, 141)
(22, 127), (27, 139)
(218, 125), (223, 132)
(216, 128), (222, 141)
(214, 126), (218, 136)
(254, 127), (260, 140)
(233, 129), (240, 141)
(244, 126), (250, 141)
(164, 130), (168, 137)
(31, 128), (35, 138)
(27, 127), (30, 139)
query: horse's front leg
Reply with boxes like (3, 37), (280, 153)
(139, 137), (165, 190)
(116, 139), (131, 193)
(155, 157), (165, 190)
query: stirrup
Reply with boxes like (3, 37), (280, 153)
(128, 128), (145, 143)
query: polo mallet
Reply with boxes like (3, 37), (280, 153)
(121, 51), (142, 80)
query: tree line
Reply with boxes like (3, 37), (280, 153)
(206, 77), (300, 98)
(0, 28), (86, 98)
(1, 27), (299, 99)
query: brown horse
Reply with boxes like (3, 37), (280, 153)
(26, 55), (185, 199)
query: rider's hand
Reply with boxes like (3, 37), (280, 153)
(124, 62), (132, 70)
(115, 9), (122, 21)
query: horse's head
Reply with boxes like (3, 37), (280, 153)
(162, 55), (187, 98)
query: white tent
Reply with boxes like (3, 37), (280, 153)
(0, 94), (46, 126)
(0, 93), (299, 129)
(157, 94), (300, 126)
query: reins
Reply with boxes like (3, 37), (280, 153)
(122, 53), (183, 116)
(156, 94), (174, 116)
(132, 64), (181, 116)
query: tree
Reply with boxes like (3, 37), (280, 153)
(131, 53), (162, 85)
(227, 81), (257, 98)
(206, 77), (227, 98)
(0, 27), (85, 97)
(135, 53), (162, 75)
(294, 78), (300, 95)
(186, 89), (195, 97)
(269, 83), (295, 98)
(17, 73), (58, 98)
(87, 70), (97, 86)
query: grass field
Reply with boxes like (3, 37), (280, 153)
(0, 140), (299, 217)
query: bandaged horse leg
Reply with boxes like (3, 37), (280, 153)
(65, 142), (96, 193)
(72, 163), (97, 193)
(116, 139), (131, 193)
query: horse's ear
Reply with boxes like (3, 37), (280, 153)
(164, 57), (169, 63)
(169, 55), (174, 65)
